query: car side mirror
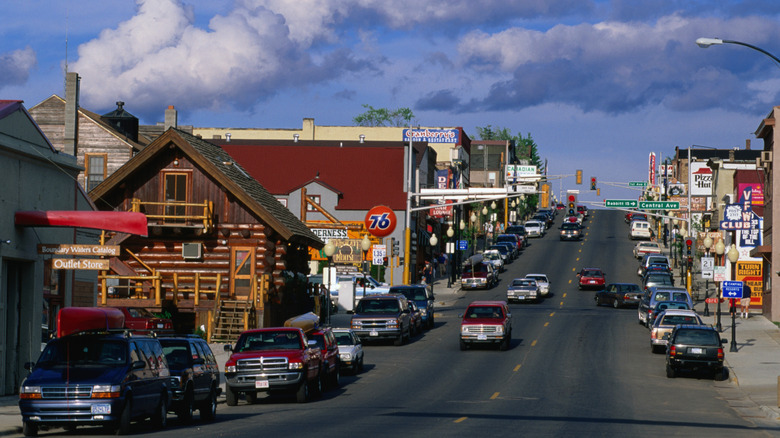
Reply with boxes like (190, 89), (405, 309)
(24, 361), (35, 371)
(721, 338), (728, 344)
(131, 360), (146, 370)
(223, 344), (233, 352)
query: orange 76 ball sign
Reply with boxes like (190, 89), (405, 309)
(364, 206), (397, 238)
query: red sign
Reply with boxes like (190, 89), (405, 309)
(364, 206), (397, 238)
(704, 297), (723, 304)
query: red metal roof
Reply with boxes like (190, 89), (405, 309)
(218, 140), (408, 210)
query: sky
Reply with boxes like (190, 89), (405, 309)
(3, 0), (780, 204)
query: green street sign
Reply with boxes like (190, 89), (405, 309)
(628, 181), (647, 187)
(638, 201), (679, 210)
(605, 199), (638, 208)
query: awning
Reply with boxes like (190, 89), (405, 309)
(750, 245), (771, 257)
(15, 211), (148, 237)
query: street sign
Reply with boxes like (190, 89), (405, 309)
(638, 201), (680, 210)
(458, 240), (468, 250)
(629, 181), (647, 187)
(704, 297), (723, 304)
(605, 199), (638, 208)
(722, 280), (744, 298)
(372, 245), (386, 265)
(701, 256), (714, 272)
(713, 266), (727, 282)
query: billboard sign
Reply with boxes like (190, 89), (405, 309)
(690, 162), (713, 196)
(402, 128), (459, 143)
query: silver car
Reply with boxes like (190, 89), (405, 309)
(507, 278), (540, 303)
(524, 220), (545, 237)
(483, 250), (504, 272)
(524, 273), (550, 297)
(333, 328), (364, 374)
(650, 309), (704, 353)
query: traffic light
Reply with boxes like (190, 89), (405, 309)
(382, 256), (388, 266)
(576, 169), (583, 185)
(391, 238), (399, 256)
(686, 239), (692, 256)
(590, 177), (597, 191)
(567, 195), (576, 216)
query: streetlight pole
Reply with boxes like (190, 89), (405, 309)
(727, 244), (740, 352)
(429, 234), (438, 296)
(715, 239), (725, 332)
(323, 241), (336, 325)
(361, 235), (371, 309)
(696, 38), (780, 68)
(702, 235), (713, 316)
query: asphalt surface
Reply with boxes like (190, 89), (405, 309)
(2, 209), (779, 437)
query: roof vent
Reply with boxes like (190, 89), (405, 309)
(294, 134), (300, 142)
(359, 134), (365, 143)
(225, 133), (231, 142)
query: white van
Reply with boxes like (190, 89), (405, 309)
(630, 220), (652, 240)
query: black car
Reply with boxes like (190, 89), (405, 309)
(666, 325), (727, 380)
(559, 222), (582, 241)
(489, 243), (514, 261)
(505, 225), (528, 247)
(159, 336), (221, 422)
(389, 284), (435, 329)
(595, 283), (643, 308)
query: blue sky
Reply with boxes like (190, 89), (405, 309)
(3, 0), (780, 203)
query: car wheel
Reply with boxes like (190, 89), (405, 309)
(330, 363), (341, 389)
(22, 421), (38, 437)
(459, 339), (467, 351)
(225, 385), (239, 407)
(613, 299), (620, 309)
(116, 399), (132, 435)
(357, 355), (364, 372)
(151, 394), (168, 429)
(314, 369), (325, 396)
(651, 344), (662, 354)
(666, 365), (677, 378)
(714, 368), (727, 381)
(245, 391), (258, 404)
(499, 335), (510, 351)
(177, 388), (194, 421)
(200, 387), (217, 421)
(295, 380), (309, 403)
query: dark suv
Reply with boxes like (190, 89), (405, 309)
(666, 325), (727, 380)
(20, 332), (171, 436)
(159, 336), (221, 422)
(389, 284), (435, 329)
(351, 294), (412, 346)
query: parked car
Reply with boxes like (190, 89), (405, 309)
(407, 301), (424, 336)
(633, 241), (662, 258)
(459, 301), (512, 351)
(642, 272), (675, 290)
(20, 308), (171, 436)
(594, 283), (643, 308)
(389, 284), (435, 329)
(159, 336), (221, 422)
(525, 220), (545, 237)
(577, 268), (606, 290)
(505, 225), (528, 247)
(461, 254), (498, 290)
(638, 254), (671, 276)
(646, 301), (691, 327)
(482, 249), (505, 272)
(117, 306), (174, 336)
(332, 328), (364, 374)
(666, 325), (727, 380)
(506, 278), (541, 303)
(524, 273), (550, 297)
(650, 309), (704, 353)
(307, 326), (342, 390)
(490, 243), (516, 261)
(351, 294), (412, 346)
(559, 222), (582, 241)
(630, 220), (653, 240)
(496, 233), (522, 254)
(638, 287), (693, 326)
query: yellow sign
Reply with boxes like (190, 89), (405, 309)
(736, 261), (763, 307)
(39, 244), (120, 256)
(52, 258), (111, 270)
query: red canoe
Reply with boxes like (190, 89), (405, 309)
(15, 210), (148, 236)
(56, 307), (125, 337)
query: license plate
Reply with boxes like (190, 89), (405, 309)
(589, 280), (596, 284)
(477, 334), (487, 341)
(691, 347), (703, 354)
(517, 296), (524, 300)
(157, 323), (165, 328)
(370, 330), (378, 337)
(91, 404), (111, 414)
(255, 379), (269, 389)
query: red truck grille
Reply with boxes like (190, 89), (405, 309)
(237, 357), (288, 372)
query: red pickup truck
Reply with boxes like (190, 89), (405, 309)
(459, 300), (512, 351)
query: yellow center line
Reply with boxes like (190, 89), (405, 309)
(563, 293), (567, 298)
(572, 267), (576, 272)
(454, 417), (468, 423)
(544, 322), (549, 327)
(560, 301), (564, 306)
(578, 249), (582, 253)
(490, 392), (500, 400)
(576, 257), (580, 261)
(531, 340), (537, 347)
(568, 279), (572, 284)
(549, 312), (555, 317)
(513, 364), (522, 372)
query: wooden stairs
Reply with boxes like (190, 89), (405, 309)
(211, 299), (255, 343)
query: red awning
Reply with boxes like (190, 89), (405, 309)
(15, 211), (148, 237)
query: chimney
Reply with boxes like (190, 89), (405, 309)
(746, 139), (751, 150)
(164, 105), (178, 130)
(64, 72), (80, 156)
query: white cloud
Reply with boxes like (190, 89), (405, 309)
(0, 47), (37, 88)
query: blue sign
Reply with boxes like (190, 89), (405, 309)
(722, 281), (744, 299)
(458, 240), (468, 250)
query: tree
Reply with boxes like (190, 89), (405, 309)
(353, 105), (415, 127)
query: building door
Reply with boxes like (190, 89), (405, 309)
(230, 247), (255, 298)
(163, 172), (189, 222)
(1, 261), (23, 395)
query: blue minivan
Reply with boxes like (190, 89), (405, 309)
(19, 332), (171, 436)
(389, 284), (435, 329)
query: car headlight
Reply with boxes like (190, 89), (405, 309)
(339, 353), (352, 361)
(225, 364), (236, 373)
(420, 309), (428, 316)
(388, 319), (399, 328)
(92, 385), (121, 399)
(288, 362), (304, 370)
(19, 385), (42, 399)
(461, 326), (469, 334)
(494, 326), (504, 335)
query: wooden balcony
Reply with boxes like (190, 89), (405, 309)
(130, 198), (214, 233)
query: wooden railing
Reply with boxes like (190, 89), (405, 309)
(130, 198), (214, 232)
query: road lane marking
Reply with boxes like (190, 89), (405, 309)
(576, 257), (580, 261)
(531, 340), (537, 347)
(454, 417), (468, 423)
(568, 279), (572, 284)
(563, 293), (567, 298)
(560, 301), (564, 306)
(550, 312), (555, 317)
(514, 364), (522, 372)
(490, 392), (500, 400)
(544, 322), (549, 327)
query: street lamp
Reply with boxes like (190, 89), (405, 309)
(360, 235), (371, 307)
(715, 239), (725, 332)
(727, 245), (740, 352)
(323, 241), (336, 324)
(470, 212), (477, 253)
(696, 38), (780, 68)
(702, 236), (713, 316)
(429, 234), (438, 295)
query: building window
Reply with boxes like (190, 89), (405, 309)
(85, 154), (107, 191)
(162, 172), (190, 220)
(307, 195), (321, 211)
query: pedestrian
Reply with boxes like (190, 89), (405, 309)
(663, 225), (669, 248)
(423, 262), (433, 285)
(741, 286), (751, 318)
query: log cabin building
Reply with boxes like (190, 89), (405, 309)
(89, 128), (323, 341)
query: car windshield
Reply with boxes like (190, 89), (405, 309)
(391, 287), (429, 301)
(125, 307), (156, 318)
(675, 330), (720, 346)
(334, 332), (356, 346)
(661, 315), (699, 325)
(464, 263), (489, 274)
(562, 223), (579, 229)
(583, 270), (602, 277)
(527, 275), (547, 283)
(465, 306), (504, 319)
(355, 299), (400, 314)
(236, 331), (302, 351)
(37, 338), (127, 367)
(512, 280), (535, 287)
(647, 275), (672, 284)
(483, 252), (501, 261)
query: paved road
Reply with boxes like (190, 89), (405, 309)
(31, 210), (776, 437)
